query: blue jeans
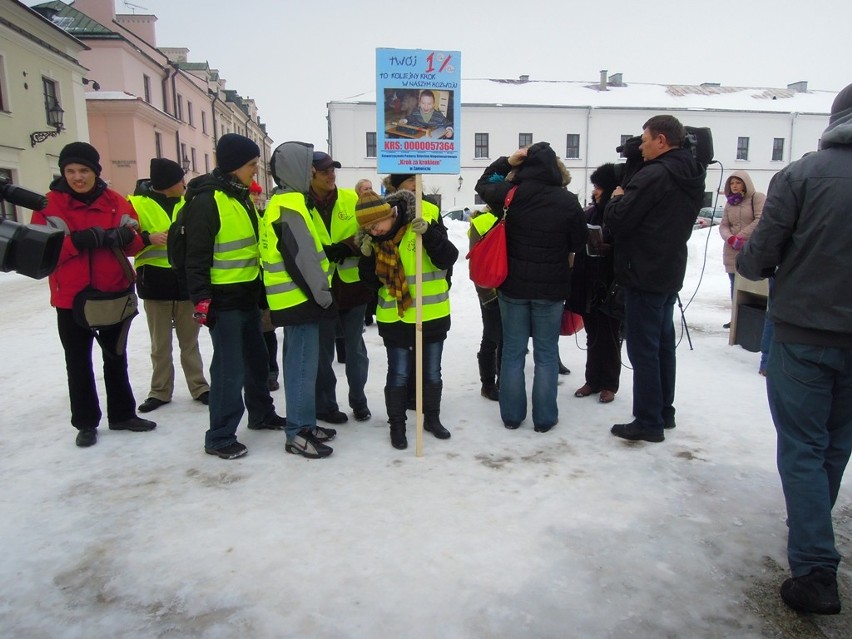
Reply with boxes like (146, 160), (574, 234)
(386, 341), (443, 388)
(206, 307), (274, 449)
(624, 288), (677, 430)
(316, 305), (370, 412)
(767, 342), (852, 577)
(283, 322), (320, 439)
(497, 293), (562, 428)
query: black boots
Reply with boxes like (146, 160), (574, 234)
(423, 383), (451, 439)
(477, 352), (499, 401)
(387, 383), (451, 446)
(385, 386), (408, 450)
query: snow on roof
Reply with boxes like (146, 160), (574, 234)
(336, 78), (836, 115)
(84, 91), (138, 100)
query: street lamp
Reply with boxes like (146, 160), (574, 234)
(30, 102), (65, 147)
(181, 156), (191, 173)
(457, 175), (463, 191)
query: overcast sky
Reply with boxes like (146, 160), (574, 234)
(41, 0), (852, 149)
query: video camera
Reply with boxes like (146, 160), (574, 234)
(615, 125), (714, 186)
(0, 176), (64, 279)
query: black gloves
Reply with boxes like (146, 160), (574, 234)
(106, 226), (136, 247)
(324, 242), (351, 263)
(70, 226), (107, 250)
(70, 226), (136, 251)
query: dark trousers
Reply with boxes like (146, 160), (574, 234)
(206, 307), (274, 449)
(768, 342), (852, 576)
(624, 288), (677, 430)
(582, 306), (622, 392)
(56, 308), (136, 429)
(478, 299), (503, 364)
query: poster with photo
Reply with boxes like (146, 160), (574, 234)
(376, 48), (461, 175)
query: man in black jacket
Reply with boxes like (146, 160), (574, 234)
(183, 134), (286, 460)
(737, 84), (852, 615)
(605, 115), (705, 443)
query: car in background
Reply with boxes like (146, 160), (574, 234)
(694, 204), (726, 229)
(441, 207), (473, 222)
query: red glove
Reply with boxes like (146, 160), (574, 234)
(726, 235), (746, 251)
(193, 299), (211, 325)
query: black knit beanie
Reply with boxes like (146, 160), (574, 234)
(149, 158), (185, 190)
(389, 174), (412, 189)
(829, 82), (852, 124)
(216, 133), (260, 173)
(590, 163), (620, 193)
(59, 141), (102, 176)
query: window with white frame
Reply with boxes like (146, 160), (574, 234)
(475, 133), (489, 159)
(42, 77), (59, 125)
(519, 133), (533, 148)
(366, 132), (376, 158)
(737, 137), (749, 160)
(566, 133), (580, 159)
(772, 137), (784, 161)
(0, 55), (9, 111)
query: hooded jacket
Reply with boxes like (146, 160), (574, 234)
(474, 142), (587, 301)
(265, 141), (338, 327)
(31, 178), (143, 309)
(737, 110), (852, 346)
(604, 147), (706, 293)
(181, 170), (262, 310)
(719, 170), (765, 273)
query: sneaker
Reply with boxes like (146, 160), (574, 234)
(316, 410), (348, 424)
(205, 441), (248, 460)
(286, 428), (333, 459)
(76, 428), (97, 447)
(504, 421), (521, 430)
(611, 420), (664, 443)
(534, 421), (557, 433)
(481, 383), (499, 401)
(312, 426), (337, 442)
(195, 391), (210, 405)
(780, 567), (841, 614)
(138, 397), (168, 413)
(108, 416), (157, 432)
(353, 405), (371, 422)
(248, 413), (287, 430)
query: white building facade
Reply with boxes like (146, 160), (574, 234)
(328, 75), (835, 210)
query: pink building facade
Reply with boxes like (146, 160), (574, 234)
(33, 0), (271, 198)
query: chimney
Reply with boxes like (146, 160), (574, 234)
(116, 14), (159, 47)
(73, 0), (116, 26)
(608, 73), (624, 87)
(599, 70), (608, 91)
(787, 81), (808, 93)
(519, 74), (530, 83)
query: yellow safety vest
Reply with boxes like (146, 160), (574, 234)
(309, 188), (360, 283)
(375, 223), (451, 324)
(210, 190), (259, 285)
(261, 192), (332, 311)
(128, 195), (184, 269)
(421, 199), (440, 222)
(470, 211), (498, 238)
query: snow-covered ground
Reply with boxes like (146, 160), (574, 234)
(0, 224), (849, 638)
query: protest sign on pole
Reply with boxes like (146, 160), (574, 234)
(376, 48), (461, 456)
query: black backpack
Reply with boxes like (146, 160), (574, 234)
(166, 206), (188, 289)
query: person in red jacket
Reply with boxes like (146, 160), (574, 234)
(31, 142), (156, 447)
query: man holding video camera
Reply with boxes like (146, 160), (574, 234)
(604, 115), (705, 443)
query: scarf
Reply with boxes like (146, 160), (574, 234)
(727, 192), (744, 206)
(374, 225), (411, 317)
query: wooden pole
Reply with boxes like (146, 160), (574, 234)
(414, 175), (424, 457)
